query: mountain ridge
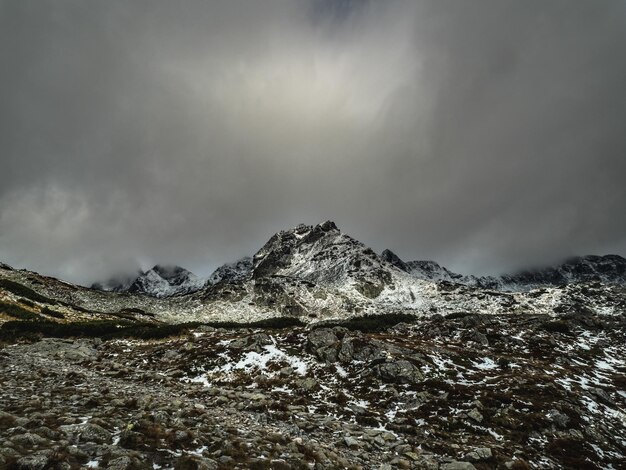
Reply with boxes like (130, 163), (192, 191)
(382, 249), (626, 291)
(2, 221), (625, 326)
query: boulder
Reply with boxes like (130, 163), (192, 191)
(60, 423), (111, 444)
(546, 409), (570, 429)
(465, 447), (493, 461)
(14, 454), (50, 470)
(307, 328), (339, 362)
(230, 333), (273, 352)
(373, 360), (423, 384)
(441, 462), (477, 470)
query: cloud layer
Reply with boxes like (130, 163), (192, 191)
(1, 0), (625, 284)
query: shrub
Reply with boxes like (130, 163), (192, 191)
(0, 316), (305, 343)
(18, 298), (35, 308)
(312, 313), (417, 332)
(41, 307), (65, 319)
(0, 301), (43, 321)
(445, 311), (473, 320)
(541, 320), (571, 334)
(206, 317), (304, 330)
(0, 279), (58, 305)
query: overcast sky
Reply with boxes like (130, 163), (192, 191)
(1, 0), (625, 284)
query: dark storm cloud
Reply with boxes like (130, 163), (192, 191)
(1, 0), (625, 283)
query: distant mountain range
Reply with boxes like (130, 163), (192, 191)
(382, 250), (626, 291)
(91, 265), (205, 298)
(1, 221), (625, 324)
(90, 222), (626, 299)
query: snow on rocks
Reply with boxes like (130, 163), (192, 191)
(1, 310), (625, 468)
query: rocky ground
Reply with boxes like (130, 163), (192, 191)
(1, 311), (624, 470)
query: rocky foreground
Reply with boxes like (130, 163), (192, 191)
(1, 311), (625, 470)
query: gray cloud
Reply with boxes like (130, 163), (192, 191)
(1, 0), (625, 284)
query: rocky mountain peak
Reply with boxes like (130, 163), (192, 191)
(252, 221), (343, 280)
(92, 264), (205, 298)
(149, 265), (196, 287)
(380, 249), (408, 271)
(243, 220), (405, 304)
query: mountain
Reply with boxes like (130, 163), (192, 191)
(206, 257), (253, 285)
(252, 221), (396, 295)
(200, 221), (623, 320)
(381, 250), (465, 283)
(93, 265), (205, 298)
(383, 250), (626, 291)
(3, 221), (626, 325)
(497, 254), (626, 289)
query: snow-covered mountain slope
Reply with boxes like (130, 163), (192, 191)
(127, 265), (205, 297)
(2, 222), (626, 326)
(252, 221), (399, 296)
(384, 250), (626, 291)
(196, 221), (625, 321)
(381, 250), (466, 283)
(497, 254), (626, 289)
(206, 257), (253, 285)
(93, 265), (205, 298)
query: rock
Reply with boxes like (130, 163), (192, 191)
(18, 339), (97, 362)
(403, 452), (421, 461)
(270, 460), (292, 470)
(14, 454), (50, 470)
(588, 387), (612, 404)
(66, 445), (89, 459)
(339, 335), (387, 362)
(173, 455), (218, 470)
(307, 329), (339, 362)
(465, 331), (489, 347)
(106, 456), (133, 470)
(465, 447), (492, 461)
(467, 409), (483, 423)
(163, 350), (181, 361)
(230, 333), (273, 352)
(547, 409), (570, 428)
(10, 433), (48, 447)
(344, 436), (361, 448)
(441, 462), (477, 470)
(0, 447), (21, 459)
(296, 377), (318, 390)
(60, 423), (111, 444)
(241, 392), (267, 401)
(373, 360), (423, 384)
